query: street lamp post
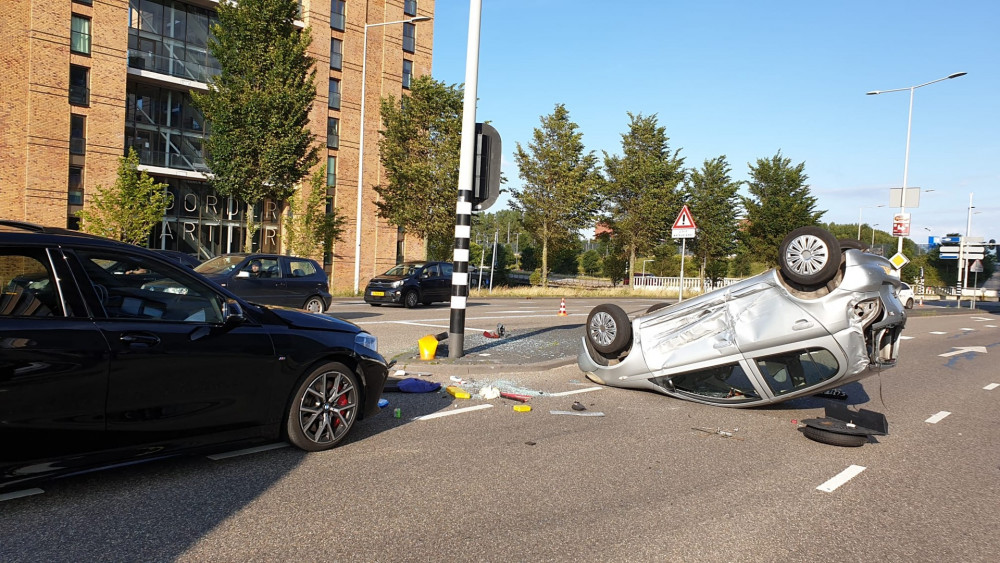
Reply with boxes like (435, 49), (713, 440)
(871, 224), (879, 248)
(867, 72), (966, 263)
(353, 15), (432, 294)
(857, 204), (886, 240)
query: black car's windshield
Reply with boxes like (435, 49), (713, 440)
(196, 255), (245, 275)
(383, 263), (423, 277)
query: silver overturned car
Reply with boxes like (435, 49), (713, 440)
(579, 227), (906, 407)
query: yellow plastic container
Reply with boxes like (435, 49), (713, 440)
(513, 405), (531, 413)
(418, 334), (438, 360)
(445, 385), (470, 399)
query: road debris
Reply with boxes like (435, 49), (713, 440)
(446, 385), (471, 399)
(692, 427), (744, 440)
(397, 378), (441, 393)
(550, 410), (605, 417)
(479, 386), (501, 400)
(394, 369), (433, 377)
(513, 405), (532, 413)
(571, 401), (587, 411)
(499, 391), (531, 402)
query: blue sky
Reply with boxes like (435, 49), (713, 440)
(430, 0), (1000, 247)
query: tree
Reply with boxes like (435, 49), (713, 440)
(580, 249), (602, 276)
(740, 151), (824, 266)
(77, 148), (171, 246)
(375, 75), (463, 258)
(193, 0), (319, 250)
(685, 156), (742, 280)
(512, 104), (601, 287)
(283, 165), (346, 258)
(601, 113), (685, 279)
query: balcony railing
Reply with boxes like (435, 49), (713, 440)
(134, 149), (209, 173)
(69, 86), (90, 106)
(70, 138), (86, 155)
(128, 49), (220, 85)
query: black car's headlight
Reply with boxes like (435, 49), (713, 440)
(391, 280), (404, 288)
(355, 332), (378, 354)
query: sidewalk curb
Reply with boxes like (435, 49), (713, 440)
(392, 354), (578, 377)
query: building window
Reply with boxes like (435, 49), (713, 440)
(328, 79), (340, 109)
(69, 65), (89, 106)
(327, 117), (339, 149)
(327, 156), (337, 188)
(68, 167), (84, 204)
(402, 22), (416, 53)
(330, 38), (343, 70)
(404, 0), (418, 16)
(402, 59), (413, 89)
(70, 114), (86, 155)
(330, 0), (345, 31)
(71, 15), (91, 55)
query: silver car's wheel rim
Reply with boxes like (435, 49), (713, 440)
(305, 298), (323, 313)
(784, 235), (829, 276)
(589, 311), (617, 347)
(298, 371), (357, 445)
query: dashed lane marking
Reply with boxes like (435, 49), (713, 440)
(900, 335), (914, 340)
(817, 465), (866, 493)
(986, 325), (997, 328)
(413, 404), (493, 421)
(984, 383), (999, 391)
(961, 328), (975, 331)
(930, 331), (947, 335)
(207, 443), (287, 461)
(0, 488), (44, 502)
(548, 386), (603, 397)
(971, 317), (991, 321)
(925, 411), (951, 424)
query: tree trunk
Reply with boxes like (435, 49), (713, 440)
(629, 245), (636, 285)
(541, 223), (549, 288)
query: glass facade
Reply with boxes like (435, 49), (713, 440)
(125, 83), (208, 172)
(127, 0), (220, 83)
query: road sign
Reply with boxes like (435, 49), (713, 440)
(940, 236), (961, 243)
(892, 213), (910, 237)
(940, 246), (961, 254)
(671, 205), (696, 239)
(889, 252), (909, 270)
(970, 260), (984, 273)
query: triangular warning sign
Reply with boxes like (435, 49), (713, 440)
(673, 205), (697, 229)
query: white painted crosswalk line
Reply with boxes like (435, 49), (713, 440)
(817, 465), (866, 493)
(984, 383), (999, 391)
(925, 411), (951, 424)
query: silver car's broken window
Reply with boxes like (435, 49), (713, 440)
(651, 363), (760, 402)
(755, 348), (839, 396)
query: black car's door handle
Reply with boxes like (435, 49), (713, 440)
(120, 333), (161, 347)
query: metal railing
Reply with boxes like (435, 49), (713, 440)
(128, 50), (219, 84)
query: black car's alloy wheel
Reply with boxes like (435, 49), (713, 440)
(286, 362), (359, 451)
(587, 304), (632, 355)
(404, 290), (419, 308)
(303, 296), (325, 313)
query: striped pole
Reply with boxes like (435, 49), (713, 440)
(448, 0), (482, 358)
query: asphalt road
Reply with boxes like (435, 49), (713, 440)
(1, 300), (998, 562)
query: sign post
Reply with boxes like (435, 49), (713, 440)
(671, 206), (697, 303)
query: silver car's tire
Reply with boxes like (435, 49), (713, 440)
(646, 302), (670, 314)
(779, 227), (842, 287)
(587, 304), (632, 356)
(802, 426), (867, 447)
(303, 296), (326, 313)
(286, 362), (359, 452)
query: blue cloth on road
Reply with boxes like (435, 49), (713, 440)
(398, 378), (442, 393)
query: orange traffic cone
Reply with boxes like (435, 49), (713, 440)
(557, 298), (568, 316)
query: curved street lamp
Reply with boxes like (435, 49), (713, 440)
(866, 72), (966, 261)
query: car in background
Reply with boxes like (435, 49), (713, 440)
(0, 220), (388, 491)
(155, 249), (201, 269)
(897, 282), (915, 309)
(579, 227), (906, 412)
(195, 253), (331, 313)
(364, 261), (454, 307)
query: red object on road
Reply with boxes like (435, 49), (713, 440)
(500, 392), (531, 402)
(557, 298), (568, 316)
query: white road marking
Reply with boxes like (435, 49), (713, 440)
(207, 443), (287, 461)
(391, 320), (491, 332)
(986, 325), (997, 328)
(930, 331), (947, 335)
(900, 335), (914, 340)
(971, 317), (991, 321)
(961, 328), (975, 332)
(925, 411), (951, 424)
(938, 346), (988, 358)
(0, 488), (44, 502)
(548, 386), (603, 397)
(357, 312), (584, 326)
(984, 383), (999, 391)
(499, 310), (542, 314)
(414, 404), (493, 420)
(817, 465), (866, 493)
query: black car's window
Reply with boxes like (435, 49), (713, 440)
(651, 363), (760, 402)
(288, 259), (317, 278)
(243, 257), (280, 279)
(195, 255), (244, 275)
(383, 263), (422, 276)
(0, 251), (61, 317)
(755, 348), (839, 396)
(75, 250), (224, 323)
(441, 263), (453, 277)
(424, 264), (440, 277)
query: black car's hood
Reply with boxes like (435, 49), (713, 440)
(267, 306), (361, 333)
(368, 275), (406, 285)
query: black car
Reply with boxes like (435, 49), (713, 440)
(0, 220), (388, 491)
(195, 253), (332, 313)
(364, 261), (454, 308)
(155, 248), (202, 268)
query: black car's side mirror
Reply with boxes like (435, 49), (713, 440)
(223, 298), (245, 325)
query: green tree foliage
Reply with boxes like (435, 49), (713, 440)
(519, 246), (539, 272)
(375, 76), (463, 257)
(601, 113), (685, 277)
(740, 151), (824, 266)
(77, 148), (171, 246)
(580, 249), (602, 276)
(193, 0), (318, 249)
(685, 156), (741, 279)
(600, 237), (629, 286)
(512, 104), (601, 287)
(550, 240), (583, 275)
(283, 166), (346, 258)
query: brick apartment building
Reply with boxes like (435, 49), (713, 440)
(1, 0), (434, 290)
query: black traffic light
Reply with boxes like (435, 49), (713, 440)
(471, 123), (501, 211)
